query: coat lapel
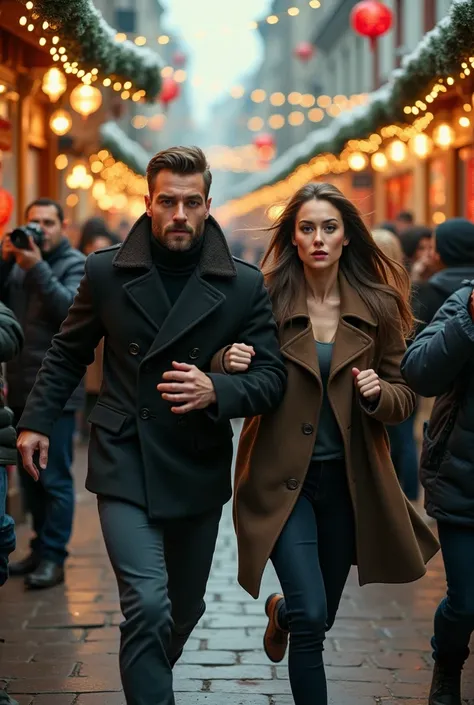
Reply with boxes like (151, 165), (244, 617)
(112, 213), (237, 358)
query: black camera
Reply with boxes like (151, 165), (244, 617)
(9, 222), (45, 251)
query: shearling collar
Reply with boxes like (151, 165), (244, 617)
(113, 213), (237, 279)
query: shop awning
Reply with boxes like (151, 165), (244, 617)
(218, 0), (474, 208)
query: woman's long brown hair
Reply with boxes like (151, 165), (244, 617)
(261, 182), (413, 344)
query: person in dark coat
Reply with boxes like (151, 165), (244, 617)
(0, 301), (23, 705)
(402, 282), (474, 705)
(412, 218), (474, 334)
(16, 146), (287, 705)
(0, 198), (85, 589)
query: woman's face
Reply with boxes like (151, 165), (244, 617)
(292, 198), (348, 271)
(414, 236), (433, 263)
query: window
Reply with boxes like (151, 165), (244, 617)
(395, 0), (404, 68)
(115, 9), (136, 33)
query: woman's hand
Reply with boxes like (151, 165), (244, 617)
(352, 367), (381, 403)
(223, 343), (255, 374)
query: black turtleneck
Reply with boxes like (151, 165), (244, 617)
(150, 235), (203, 306)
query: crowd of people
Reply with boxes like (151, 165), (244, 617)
(0, 147), (473, 705)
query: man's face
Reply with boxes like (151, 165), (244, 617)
(145, 170), (211, 252)
(26, 204), (63, 253)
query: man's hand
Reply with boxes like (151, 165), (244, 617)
(17, 430), (50, 481)
(1, 236), (15, 263)
(12, 236), (42, 271)
(223, 343), (255, 374)
(157, 362), (217, 414)
(352, 367), (381, 403)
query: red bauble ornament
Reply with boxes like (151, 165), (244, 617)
(293, 41), (315, 63)
(172, 51), (187, 67)
(253, 133), (276, 163)
(0, 188), (14, 227)
(159, 78), (180, 106)
(350, 1), (393, 50)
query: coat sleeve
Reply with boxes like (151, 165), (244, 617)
(401, 288), (474, 398)
(0, 302), (23, 362)
(206, 272), (287, 421)
(18, 257), (105, 437)
(361, 303), (416, 425)
(24, 252), (85, 326)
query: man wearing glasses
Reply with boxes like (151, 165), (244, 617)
(0, 198), (85, 590)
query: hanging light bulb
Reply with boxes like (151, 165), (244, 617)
(69, 84), (103, 117)
(433, 123), (454, 149)
(42, 67), (67, 103)
(371, 151), (388, 171)
(49, 109), (72, 136)
(387, 139), (407, 163)
(347, 151), (368, 171)
(409, 133), (433, 159)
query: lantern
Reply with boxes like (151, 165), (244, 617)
(371, 151), (388, 171)
(253, 133), (276, 163)
(350, 1), (393, 51)
(172, 51), (187, 67)
(293, 41), (315, 63)
(159, 78), (180, 107)
(348, 151), (368, 172)
(433, 123), (454, 149)
(409, 133), (433, 159)
(42, 67), (67, 103)
(387, 139), (407, 163)
(0, 188), (14, 227)
(49, 109), (72, 136)
(70, 84), (103, 118)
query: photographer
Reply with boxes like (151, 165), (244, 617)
(0, 198), (85, 590)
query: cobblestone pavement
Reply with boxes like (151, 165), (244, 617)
(1, 425), (473, 705)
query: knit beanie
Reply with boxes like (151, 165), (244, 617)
(435, 217), (474, 266)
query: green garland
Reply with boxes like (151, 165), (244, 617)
(222, 0), (474, 204)
(24, 0), (163, 98)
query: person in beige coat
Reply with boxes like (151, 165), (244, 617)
(212, 182), (439, 705)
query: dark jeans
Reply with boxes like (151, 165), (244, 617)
(13, 408), (76, 567)
(432, 521), (474, 668)
(271, 459), (356, 705)
(0, 465), (15, 586)
(387, 412), (419, 500)
(98, 497), (222, 705)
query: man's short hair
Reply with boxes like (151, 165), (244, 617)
(146, 146), (212, 199)
(396, 210), (414, 224)
(26, 198), (64, 223)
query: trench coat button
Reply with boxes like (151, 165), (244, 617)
(302, 423), (314, 435)
(286, 478), (299, 491)
(128, 342), (140, 356)
(139, 408), (150, 420)
(189, 347), (200, 360)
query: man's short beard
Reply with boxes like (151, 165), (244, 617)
(151, 220), (205, 252)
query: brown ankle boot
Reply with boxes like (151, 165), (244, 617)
(428, 662), (462, 705)
(263, 593), (289, 663)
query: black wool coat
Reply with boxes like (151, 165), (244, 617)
(19, 214), (287, 518)
(402, 283), (474, 526)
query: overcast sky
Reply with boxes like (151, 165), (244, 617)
(161, 0), (273, 123)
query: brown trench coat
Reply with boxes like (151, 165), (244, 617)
(213, 273), (439, 599)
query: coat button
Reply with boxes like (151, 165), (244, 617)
(139, 408), (150, 420)
(286, 478), (299, 491)
(189, 347), (200, 360)
(302, 423), (314, 435)
(128, 342), (140, 356)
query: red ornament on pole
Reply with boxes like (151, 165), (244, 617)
(159, 78), (180, 107)
(0, 188), (14, 227)
(293, 41), (315, 63)
(172, 51), (187, 67)
(253, 133), (276, 164)
(350, 1), (393, 51)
